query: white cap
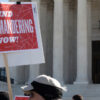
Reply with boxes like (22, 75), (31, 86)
(21, 75), (67, 92)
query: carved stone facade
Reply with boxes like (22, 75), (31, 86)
(1, 0), (100, 99)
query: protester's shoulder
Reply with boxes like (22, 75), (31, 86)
(0, 91), (9, 100)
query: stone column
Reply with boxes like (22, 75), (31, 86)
(53, 0), (64, 83)
(63, 0), (70, 83)
(28, 65), (40, 83)
(74, 0), (89, 84)
(87, 0), (92, 83)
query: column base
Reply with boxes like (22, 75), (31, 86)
(74, 80), (89, 84)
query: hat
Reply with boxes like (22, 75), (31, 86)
(21, 75), (67, 100)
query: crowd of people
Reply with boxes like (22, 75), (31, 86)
(0, 75), (83, 100)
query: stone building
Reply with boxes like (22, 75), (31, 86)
(1, 0), (100, 100)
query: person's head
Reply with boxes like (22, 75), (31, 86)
(72, 95), (83, 100)
(21, 75), (67, 100)
(0, 91), (9, 100)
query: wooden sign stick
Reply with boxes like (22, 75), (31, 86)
(3, 53), (13, 100)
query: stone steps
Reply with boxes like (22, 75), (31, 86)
(63, 84), (100, 100)
(63, 97), (100, 100)
(64, 84), (100, 96)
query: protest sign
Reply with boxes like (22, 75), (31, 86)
(0, 2), (45, 67)
(0, 2), (45, 100)
(0, 3), (38, 52)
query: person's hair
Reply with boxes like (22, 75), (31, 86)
(72, 95), (83, 100)
(0, 91), (9, 100)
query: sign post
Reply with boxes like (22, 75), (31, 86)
(3, 53), (13, 100)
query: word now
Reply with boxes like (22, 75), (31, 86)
(0, 11), (13, 17)
(0, 36), (18, 44)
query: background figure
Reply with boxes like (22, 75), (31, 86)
(72, 95), (83, 100)
(0, 91), (9, 100)
(21, 74), (67, 100)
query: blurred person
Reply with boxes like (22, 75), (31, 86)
(0, 91), (9, 100)
(72, 94), (83, 100)
(21, 75), (67, 100)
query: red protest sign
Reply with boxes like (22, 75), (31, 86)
(0, 3), (45, 67)
(15, 96), (29, 100)
(0, 3), (38, 52)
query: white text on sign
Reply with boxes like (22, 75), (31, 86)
(0, 37), (18, 43)
(0, 11), (13, 17)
